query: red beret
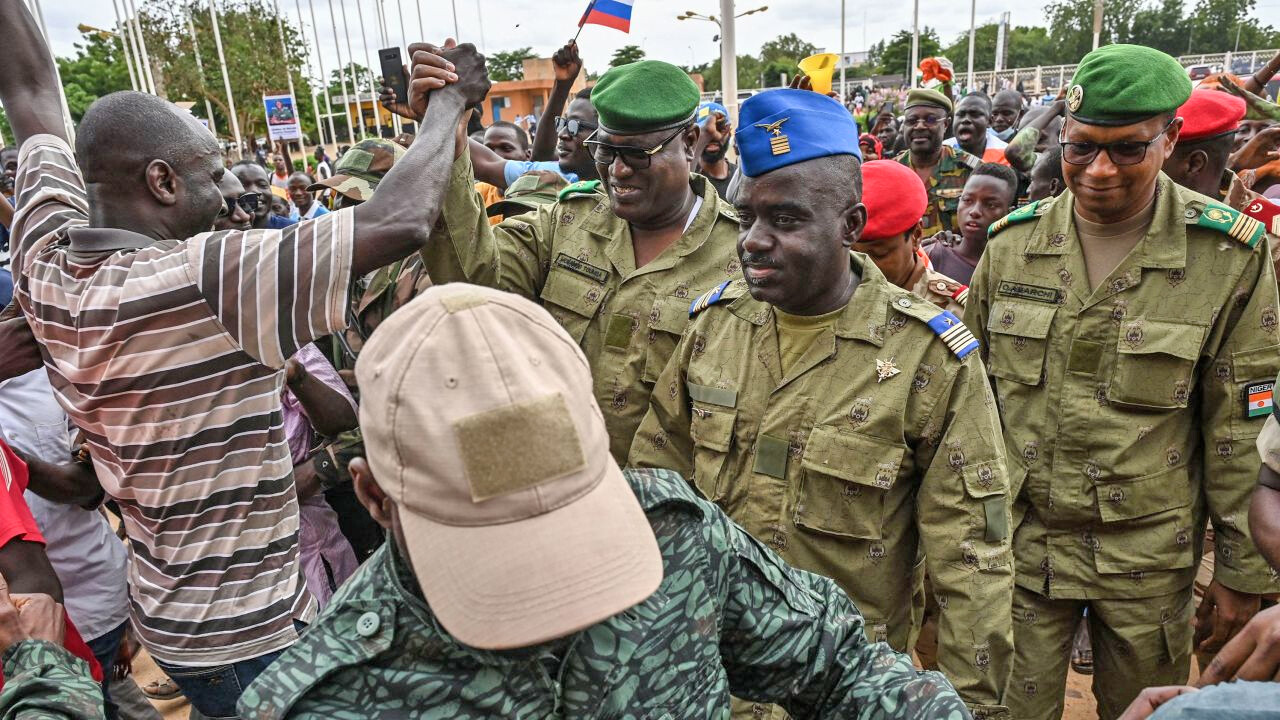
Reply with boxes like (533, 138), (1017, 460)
(861, 160), (928, 241)
(1177, 89), (1246, 142)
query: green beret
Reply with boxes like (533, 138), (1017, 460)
(590, 60), (700, 134)
(1066, 44), (1192, 126)
(904, 88), (953, 114)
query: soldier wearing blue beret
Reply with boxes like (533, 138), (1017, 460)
(630, 87), (1015, 719)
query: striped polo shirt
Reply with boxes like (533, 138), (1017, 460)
(11, 135), (354, 666)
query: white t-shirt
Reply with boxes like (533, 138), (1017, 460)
(0, 370), (129, 642)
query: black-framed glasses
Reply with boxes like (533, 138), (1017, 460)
(584, 125), (688, 170)
(1060, 119), (1175, 166)
(219, 192), (261, 218)
(555, 116), (598, 136)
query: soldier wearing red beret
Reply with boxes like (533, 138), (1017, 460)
(1164, 88), (1280, 278)
(853, 160), (969, 314)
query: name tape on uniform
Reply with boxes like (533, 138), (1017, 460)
(997, 281), (1061, 305)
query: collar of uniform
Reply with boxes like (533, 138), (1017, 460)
(725, 252), (887, 348)
(578, 175), (730, 256)
(65, 226), (152, 254)
(1023, 177), (1186, 269)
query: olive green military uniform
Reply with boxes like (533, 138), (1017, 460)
(895, 146), (980, 236)
(629, 253), (1014, 718)
(421, 149), (741, 461)
(238, 468), (971, 720)
(966, 175), (1280, 719)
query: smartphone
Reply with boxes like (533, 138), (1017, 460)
(379, 47), (408, 104)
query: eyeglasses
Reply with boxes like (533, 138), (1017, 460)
(584, 125), (688, 170)
(1060, 119), (1174, 167)
(555, 116), (598, 136)
(219, 192), (261, 218)
(903, 114), (946, 128)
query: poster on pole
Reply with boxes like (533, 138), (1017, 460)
(263, 93), (302, 141)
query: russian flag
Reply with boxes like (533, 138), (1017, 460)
(580, 0), (633, 33)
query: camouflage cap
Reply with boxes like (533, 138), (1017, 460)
(486, 170), (569, 219)
(309, 137), (406, 202)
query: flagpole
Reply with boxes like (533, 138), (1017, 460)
(450, 0), (459, 38)
(187, 12), (218, 135)
(29, 0), (75, 141)
(125, 0), (158, 95)
(326, 0), (359, 142)
(415, 0), (424, 40)
(207, 0), (242, 156)
(337, 0), (369, 141)
(119, 0), (150, 92)
(304, 0), (338, 149)
(109, 0), (139, 92)
(271, 0), (308, 172)
(573, 0), (594, 43)
(474, 0), (485, 51)
(354, 0), (383, 139)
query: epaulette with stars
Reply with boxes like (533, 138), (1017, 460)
(890, 295), (979, 360)
(689, 280), (740, 317)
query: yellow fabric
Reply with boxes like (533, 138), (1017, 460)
(476, 182), (504, 225)
(773, 305), (846, 376)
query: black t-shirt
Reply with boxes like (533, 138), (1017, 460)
(705, 162), (737, 200)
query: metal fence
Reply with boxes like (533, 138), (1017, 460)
(702, 48), (1279, 102)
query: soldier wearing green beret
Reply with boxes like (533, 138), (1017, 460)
(403, 58), (742, 462)
(965, 43), (1280, 719)
(895, 88), (981, 237)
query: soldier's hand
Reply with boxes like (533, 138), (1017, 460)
(1198, 604), (1280, 685)
(399, 40), (462, 122)
(1117, 686), (1197, 720)
(1230, 126), (1280, 172)
(439, 42), (491, 109)
(1194, 580), (1263, 654)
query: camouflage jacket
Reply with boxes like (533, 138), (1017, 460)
(328, 254), (433, 392)
(0, 640), (105, 719)
(894, 146), (981, 236)
(628, 255), (1012, 716)
(966, 174), (1280, 600)
(421, 149), (742, 462)
(238, 468), (970, 720)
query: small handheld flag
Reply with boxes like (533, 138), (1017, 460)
(578, 0), (633, 34)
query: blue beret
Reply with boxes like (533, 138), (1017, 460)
(735, 89), (861, 178)
(696, 102), (729, 126)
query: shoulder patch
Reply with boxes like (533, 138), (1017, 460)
(958, 150), (981, 170)
(557, 179), (603, 200)
(1191, 201), (1266, 249)
(892, 297), (979, 359)
(988, 200), (1044, 237)
(689, 279), (740, 317)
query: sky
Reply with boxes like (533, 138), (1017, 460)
(37, 0), (1280, 90)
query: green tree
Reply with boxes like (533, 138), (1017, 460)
(943, 24), (1061, 72)
(876, 28), (942, 76)
(489, 47), (535, 81)
(328, 63), (374, 95)
(0, 109), (11, 148)
(57, 31), (134, 121)
(759, 33), (819, 64)
(610, 45), (646, 67)
(1128, 0), (1191, 55)
(700, 54), (764, 93)
(1044, 0), (1143, 65)
(1185, 0), (1280, 52)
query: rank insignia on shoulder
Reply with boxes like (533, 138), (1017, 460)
(1191, 201), (1266, 249)
(988, 200), (1045, 237)
(557, 180), (603, 201)
(689, 280), (734, 317)
(926, 310), (980, 359)
(951, 284), (970, 305)
(1244, 380), (1275, 419)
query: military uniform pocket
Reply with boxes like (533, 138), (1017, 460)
(690, 406), (736, 501)
(1092, 465), (1196, 575)
(794, 426), (905, 541)
(643, 295), (693, 383)
(962, 462), (1010, 543)
(1107, 319), (1205, 410)
(1230, 344), (1280, 439)
(540, 266), (607, 343)
(986, 300), (1055, 386)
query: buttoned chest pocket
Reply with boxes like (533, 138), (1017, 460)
(935, 187), (962, 222)
(643, 296), (693, 383)
(688, 385), (737, 501)
(540, 266), (607, 343)
(985, 300), (1056, 386)
(1107, 319), (1205, 410)
(794, 426), (906, 541)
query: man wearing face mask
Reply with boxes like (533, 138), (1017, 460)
(412, 56), (743, 463)
(967, 44), (1280, 720)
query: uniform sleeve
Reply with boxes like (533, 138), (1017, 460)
(627, 325), (696, 478)
(708, 506), (971, 720)
(419, 147), (556, 300)
(9, 135), (89, 282)
(912, 354), (1014, 717)
(963, 252), (994, 368)
(1200, 246), (1280, 594)
(1003, 126), (1040, 173)
(0, 640), (106, 720)
(185, 210), (354, 369)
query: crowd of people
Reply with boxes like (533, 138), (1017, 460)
(4, 0), (1280, 717)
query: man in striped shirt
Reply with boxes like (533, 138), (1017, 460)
(0, 0), (490, 712)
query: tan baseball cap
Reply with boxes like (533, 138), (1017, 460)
(355, 284), (663, 650)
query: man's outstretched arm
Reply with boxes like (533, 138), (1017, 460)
(0, 0), (67, 146)
(351, 41), (491, 276)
